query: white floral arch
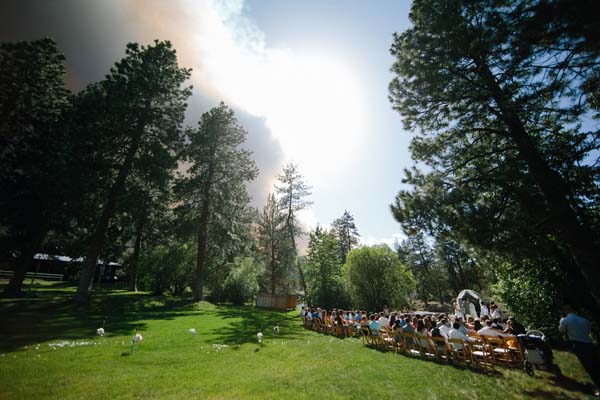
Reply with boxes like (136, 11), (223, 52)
(454, 289), (486, 319)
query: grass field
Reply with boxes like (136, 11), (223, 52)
(0, 280), (596, 399)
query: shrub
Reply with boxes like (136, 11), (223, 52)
(139, 243), (195, 296)
(344, 245), (415, 311)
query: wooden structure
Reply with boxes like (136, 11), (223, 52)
(256, 293), (297, 310)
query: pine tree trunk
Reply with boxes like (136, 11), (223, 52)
(286, 215), (307, 293)
(128, 216), (145, 292)
(475, 58), (600, 309)
(194, 211), (209, 302)
(193, 163), (214, 302)
(270, 241), (276, 295)
(74, 130), (143, 304)
(4, 228), (46, 297)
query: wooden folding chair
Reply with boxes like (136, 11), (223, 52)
(324, 319), (335, 335)
(485, 336), (512, 367)
(447, 338), (470, 366)
(504, 337), (524, 365)
(313, 318), (324, 333)
(381, 327), (398, 353)
(369, 328), (386, 351)
(360, 326), (373, 347)
(395, 330), (406, 355)
(466, 336), (493, 370)
(416, 333), (437, 359)
(432, 337), (451, 363)
(403, 332), (420, 356)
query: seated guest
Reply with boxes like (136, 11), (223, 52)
(403, 319), (415, 335)
(360, 314), (369, 327)
(448, 322), (468, 350)
(456, 317), (470, 336)
(439, 318), (451, 338)
(466, 316), (475, 330)
(399, 314), (408, 328)
(389, 312), (397, 328)
(305, 307), (313, 323)
(369, 314), (381, 336)
(416, 319), (434, 349)
(412, 316), (419, 330)
(473, 319), (483, 332)
(491, 318), (505, 330)
(503, 317), (525, 335)
(430, 324), (446, 341)
(477, 320), (501, 337)
(378, 312), (390, 328)
(424, 316), (433, 331)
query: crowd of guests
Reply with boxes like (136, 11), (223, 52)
(300, 302), (526, 350)
(301, 303), (600, 397)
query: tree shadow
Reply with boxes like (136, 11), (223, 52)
(207, 306), (304, 345)
(0, 284), (200, 353)
(548, 374), (597, 397)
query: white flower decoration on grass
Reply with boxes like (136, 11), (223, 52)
(97, 328), (105, 336)
(274, 325), (280, 334)
(134, 333), (143, 342)
(189, 328), (196, 336)
(257, 332), (263, 344)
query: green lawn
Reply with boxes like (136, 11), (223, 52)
(0, 280), (596, 399)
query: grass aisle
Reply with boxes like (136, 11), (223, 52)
(0, 281), (595, 399)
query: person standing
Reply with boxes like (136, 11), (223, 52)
(559, 305), (600, 397)
(479, 300), (489, 319)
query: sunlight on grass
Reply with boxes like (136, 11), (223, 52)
(0, 281), (595, 399)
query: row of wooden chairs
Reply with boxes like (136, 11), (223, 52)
(303, 317), (357, 338)
(359, 326), (524, 371)
(302, 317), (524, 371)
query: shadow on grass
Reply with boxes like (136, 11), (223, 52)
(0, 282), (202, 353)
(548, 374), (597, 398)
(207, 306), (304, 346)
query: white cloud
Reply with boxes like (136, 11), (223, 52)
(128, 0), (368, 228)
(360, 233), (406, 249)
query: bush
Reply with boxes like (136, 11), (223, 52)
(139, 243), (195, 296)
(492, 260), (564, 340)
(207, 257), (263, 305)
(222, 257), (263, 305)
(344, 245), (416, 312)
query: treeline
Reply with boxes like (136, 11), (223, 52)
(0, 38), (305, 304)
(2, 38), (406, 308)
(388, 0), (599, 338)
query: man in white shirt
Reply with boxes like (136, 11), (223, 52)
(438, 318), (451, 339)
(559, 305), (599, 395)
(378, 312), (390, 328)
(477, 320), (502, 337)
(448, 322), (468, 350)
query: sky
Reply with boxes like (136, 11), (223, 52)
(1, 0), (415, 248)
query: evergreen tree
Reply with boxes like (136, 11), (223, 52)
(275, 162), (312, 293)
(331, 210), (360, 264)
(389, 0), (600, 309)
(176, 103), (258, 302)
(256, 193), (289, 295)
(304, 228), (347, 309)
(74, 40), (191, 303)
(0, 39), (72, 296)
